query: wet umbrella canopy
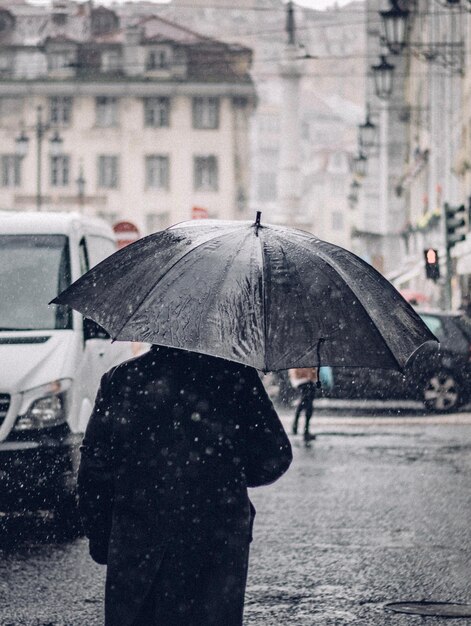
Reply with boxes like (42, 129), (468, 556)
(52, 215), (437, 372)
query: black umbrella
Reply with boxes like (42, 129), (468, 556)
(51, 214), (437, 372)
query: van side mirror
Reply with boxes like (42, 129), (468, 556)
(83, 317), (110, 341)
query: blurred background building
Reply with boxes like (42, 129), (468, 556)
(354, 0), (471, 309)
(156, 0), (364, 248)
(0, 1), (256, 231)
(5, 0), (471, 311)
(0, 0), (364, 251)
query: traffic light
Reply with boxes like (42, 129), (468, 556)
(424, 248), (440, 281)
(445, 203), (466, 249)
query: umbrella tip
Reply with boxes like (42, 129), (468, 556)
(254, 211), (262, 236)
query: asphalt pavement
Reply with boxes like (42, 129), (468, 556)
(0, 407), (470, 625)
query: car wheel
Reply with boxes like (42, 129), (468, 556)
(421, 370), (463, 413)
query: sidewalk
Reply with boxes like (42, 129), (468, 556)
(277, 402), (471, 428)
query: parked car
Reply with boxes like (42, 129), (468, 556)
(329, 310), (471, 412)
(0, 211), (134, 525)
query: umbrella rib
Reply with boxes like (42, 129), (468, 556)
(111, 228), (252, 342)
(275, 231), (402, 370)
(256, 226), (268, 372)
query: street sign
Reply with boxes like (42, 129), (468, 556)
(113, 221), (140, 249)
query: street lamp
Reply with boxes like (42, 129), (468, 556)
(15, 130), (29, 158)
(76, 161), (86, 213)
(351, 151), (368, 178)
(49, 131), (64, 157)
(372, 55), (395, 100)
(347, 191), (358, 209)
(358, 105), (377, 152)
(380, 1), (410, 55)
(15, 105), (63, 211)
(437, 0), (471, 10)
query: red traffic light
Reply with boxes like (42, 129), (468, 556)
(426, 248), (437, 264)
(423, 248), (440, 281)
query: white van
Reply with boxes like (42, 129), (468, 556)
(0, 211), (133, 521)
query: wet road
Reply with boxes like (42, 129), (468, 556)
(1, 410), (470, 625)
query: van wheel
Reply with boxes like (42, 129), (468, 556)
(52, 493), (84, 540)
(421, 370), (463, 413)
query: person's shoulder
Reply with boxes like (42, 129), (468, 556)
(105, 348), (156, 383)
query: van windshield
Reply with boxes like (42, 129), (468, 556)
(0, 234), (72, 331)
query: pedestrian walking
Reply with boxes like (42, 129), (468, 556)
(78, 345), (292, 626)
(289, 367), (319, 442)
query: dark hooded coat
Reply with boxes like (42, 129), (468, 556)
(78, 346), (292, 626)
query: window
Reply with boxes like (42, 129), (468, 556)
(1, 155), (21, 187)
(86, 235), (117, 267)
(91, 8), (119, 35)
(0, 10), (14, 34)
(144, 98), (170, 128)
(0, 235), (71, 330)
(192, 97), (219, 129)
(98, 155), (119, 188)
(146, 49), (169, 70)
(420, 314), (444, 340)
(101, 50), (120, 73)
(50, 155), (70, 187)
(47, 50), (74, 72)
(49, 96), (72, 126)
(96, 97), (118, 127)
(52, 12), (67, 26)
(194, 156), (218, 191)
(145, 155), (169, 190)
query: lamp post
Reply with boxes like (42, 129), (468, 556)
(76, 161), (86, 213)
(371, 53), (394, 246)
(15, 105), (63, 211)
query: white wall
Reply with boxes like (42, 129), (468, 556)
(0, 91), (253, 232)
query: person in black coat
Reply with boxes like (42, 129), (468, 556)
(78, 345), (292, 626)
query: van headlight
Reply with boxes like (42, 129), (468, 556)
(15, 379), (72, 431)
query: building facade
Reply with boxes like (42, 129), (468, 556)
(146, 0), (365, 248)
(399, 0), (465, 307)
(0, 1), (256, 232)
